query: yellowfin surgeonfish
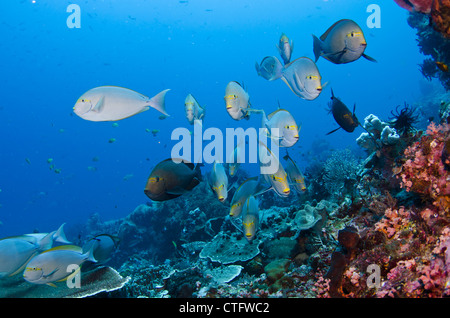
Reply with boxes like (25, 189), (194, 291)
(23, 245), (96, 286)
(283, 151), (307, 194)
(242, 195), (259, 241)
(224, 81), (259, 121)
(208, 161), (229, 203)
(230, 176), (269, 218)
(258, 141), (290, 197)
(261, 108), (300, 148)
(255, 56), (284, 81)
(226, 142), (243, 177)
(73, 86), (170, 122)
(277, 33), (294, 65)
(313, 19), (376, 64)
(0, 224), (70, 278)
(256, 56), (324, 101)
(184, 94), (205, 125)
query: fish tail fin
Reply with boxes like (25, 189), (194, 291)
(148, 89), (170, 116)
(54, 223), (71, 244)
(312, 34), (322, 63)
(84, 245), (98, 263)
(194, 162), (204, 182)
(255, 61), (261, 76)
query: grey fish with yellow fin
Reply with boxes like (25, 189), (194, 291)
(73, 86), (170, 122)
(277, 33), (294, 65)
(208, 161), (229, 203)
(23, 245), (96, 286)
(82, 234), (120, 264)
(226, 142), (243, 177)
(283, 151), (307, 194)
(224, 81), (260, 121)
(0, 224), (70, 278)
(261, 108), (300, 148)
(313, 19), (377, 64)
(144, 158), (202, 201)
(255, 56), (324, 101)
(242, 195), (260, 242)
(255, 56), (284, 81)
(184, 93), (205, 125)
(230, 176), (270, 218)
(258, 141), (290, 197)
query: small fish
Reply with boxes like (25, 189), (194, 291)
(0, 224), (70, 278)
(108, 138), (116, 143)
(23, 245), (97, 286)
(283, 151), (307, 193)
(326, 89), (359, 135)
(73, 86), (170, 122)
(226, 142), (243, 177)
(255, 56), (284, 81)
(151, 129), (160, 137)
(82, 234), (120, 264)
(224, 81), (259, 120)
(230, 176), (269, 218)
(242, 195), (260, 241)
(144, 158), (202, 201)
(185, 94), (205, 125)
(281, 57), (324, 100)
(259, 141), (290, 197)
(208, 161), (229, 202)
(277, 33), (294, 65)
(436, 61), (449, 72)
(257, 56), (324, 101)
(313, 19), (376, 64)
(261, 108), (300, 147)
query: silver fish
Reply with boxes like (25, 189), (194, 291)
(255, 56), (284, 81)
(262, 109), (300, 147)
(184, 93), (205, 125)
(256, 56), (324, 101)
(230, 176), (269, 218)
(313, 19), (377, 64)
(73, 86), (170, 122)
(224, 81), (259, 121)
(283, 152), (307, 194)
(242, 195), (259, 241)
(281, 57), (324, 101)
(277, 33), (294, 65)
(209, 161), (229, 202)
(226, 142), (243, 177)
(259, 141), (290, 197)
(23, 245), (96, 286)
(0, 224), (70, 278)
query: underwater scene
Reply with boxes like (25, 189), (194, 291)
(0, 0), (449, 301)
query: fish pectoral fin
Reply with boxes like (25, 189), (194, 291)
(166, 186), (189, 196)
(362, 53), (377, 63)
(92, 96), (105, 113)
(46, 283), (57, 288)
(326, 127), (341, 135)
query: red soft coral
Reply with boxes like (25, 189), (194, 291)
(394, 0), (433, 13)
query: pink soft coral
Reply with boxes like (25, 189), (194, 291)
(399, 122), (450, 212)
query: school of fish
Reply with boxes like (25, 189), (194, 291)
(0, 19), (377, 285)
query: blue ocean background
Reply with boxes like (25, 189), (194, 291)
(0, 0), (431, 238)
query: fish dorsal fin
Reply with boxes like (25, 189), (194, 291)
(92, 96), (105, 113)
(353, 103), (356, 116)
(236, 176), (259, 192)
(41, 245), (82, 254)
(267, 109), (288, 120)
(320, 19), (349, 41)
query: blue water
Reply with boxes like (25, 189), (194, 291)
(0, 0), (426, 237)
